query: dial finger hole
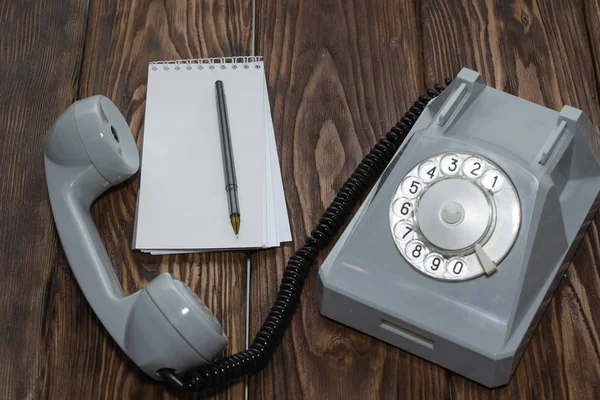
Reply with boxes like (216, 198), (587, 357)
(392, 198), (414, 218)
(448, 257), (467, 277)
(424, 254), (445, 275)
(463, 157), (485, 178)
(401, 176), (423, 198)
(405, 241), (427, 263)
(440, 154), (462, 175)
(393, 222), (416, 242)
(418, 160), (439, 183)
(481, 169), (504, 192)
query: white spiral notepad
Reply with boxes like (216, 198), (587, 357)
(133, 57), (291, 254)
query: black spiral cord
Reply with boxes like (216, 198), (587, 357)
(158, 78), (453, 392)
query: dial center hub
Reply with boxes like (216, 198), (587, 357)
(440, 201), (464, 225)
(417, 178), (491, 251)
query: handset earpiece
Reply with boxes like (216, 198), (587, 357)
(44, 95), (227, 379)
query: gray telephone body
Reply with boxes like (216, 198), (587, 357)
(317, 68), (600, 387)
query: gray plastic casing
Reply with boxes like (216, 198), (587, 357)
(317, 68), (600, 387)
(43, 96), (227, 379)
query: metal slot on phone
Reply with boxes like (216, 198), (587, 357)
(380, 320), (434, 350)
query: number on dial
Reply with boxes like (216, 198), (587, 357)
(393, 198), (413, 218)
(425, 254), (445, 274)
(463, 157), (485, 178)
(449, 258), (467, 276)
(418, 160), (439, 183)
(440, 154), (461, 175)
(406, 241), (426, 262)
(481, 170), (503, 192)
(401, 177), (422, 197)
(393, 222), (415, 242)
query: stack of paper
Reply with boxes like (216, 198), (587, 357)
(133, 57), (291, 255)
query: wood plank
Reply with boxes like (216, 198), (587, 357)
(40, 1), (252, 398)
(584, 0), (600, 87)
(0, 1), (86, 398)
(421, 0), (600, 398)
(250, 1), (451, 399)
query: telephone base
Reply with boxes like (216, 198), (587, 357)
(317, 68), (600, 387)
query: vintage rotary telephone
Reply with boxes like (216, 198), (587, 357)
(44, 68), (599, 391)
(318, 69), (600, 387)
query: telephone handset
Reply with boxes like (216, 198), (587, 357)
(318, 68), (600, 387)
(43, 96), (228, 379)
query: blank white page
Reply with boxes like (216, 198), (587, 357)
(134, 61), (266, 250)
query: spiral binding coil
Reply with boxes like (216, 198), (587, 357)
(150, 56), (264, 71)
(158, 77), (453, 392)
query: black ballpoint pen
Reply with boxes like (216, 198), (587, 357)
(215, 80), (240, 236)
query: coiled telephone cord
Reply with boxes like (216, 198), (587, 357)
(159, 78), (452, 391)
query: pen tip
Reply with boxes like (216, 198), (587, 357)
(231, 214), (240, 238)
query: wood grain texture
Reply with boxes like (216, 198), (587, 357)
(422, 0), (600, 398)
(250, 1), (451, 399)
(40, 1), (252, 399)
(0, 1), (86, 398)
(422, 0), (600, 125)
(584, 0), (600, 91)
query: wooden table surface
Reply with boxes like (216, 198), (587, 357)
(1, 0), (600, 398)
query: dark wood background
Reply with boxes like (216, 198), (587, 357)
(1, 0), (599, 398)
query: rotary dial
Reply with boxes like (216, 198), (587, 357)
(389, 152), (521, 281)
